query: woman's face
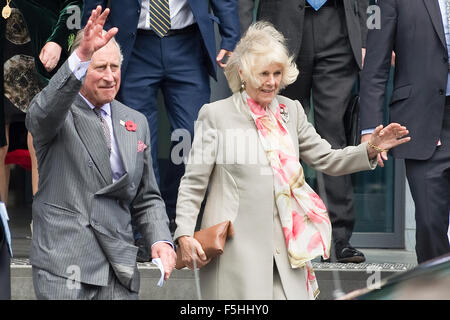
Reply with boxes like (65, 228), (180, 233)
(244, 63), (283, 108)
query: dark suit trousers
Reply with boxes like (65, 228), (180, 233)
(405, 102), (450, 264)
(119, 28), (211, 220)
(0, 220), (11, 300)
(281, 4), (359, 249)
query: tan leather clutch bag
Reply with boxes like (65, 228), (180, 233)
(175, 220), (234, 269)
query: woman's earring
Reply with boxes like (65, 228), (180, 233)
(241, 80), (246, 90)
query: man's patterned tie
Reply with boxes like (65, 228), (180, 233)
(149, 0), (171, 37)
(93, 108), (111, 154)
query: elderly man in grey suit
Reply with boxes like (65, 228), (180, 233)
(25, 6), (176, 299)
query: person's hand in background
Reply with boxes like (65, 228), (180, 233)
(39, 41), (62, 72)
(216, 49), (232, 68)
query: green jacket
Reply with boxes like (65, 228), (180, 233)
(11, 0), (83, 83)
(0, 0), (82, 146)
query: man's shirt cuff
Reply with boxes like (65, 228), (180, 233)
(68, 51), (91, 80)
(151, 240), (174, 250)
(361, 128), (375, 136)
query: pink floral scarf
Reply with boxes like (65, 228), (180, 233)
(245, 92), (332, 298)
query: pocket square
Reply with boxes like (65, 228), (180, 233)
(137, 140), (147, 153)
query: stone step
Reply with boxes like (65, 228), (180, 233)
(10, 259), (415, 300)
(312, 261), (414, 299)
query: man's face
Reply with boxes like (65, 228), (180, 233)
(80, 42), (121, 107)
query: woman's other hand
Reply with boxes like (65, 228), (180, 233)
(177, 236), (211, 269)
(365, 123), (411, 165)
(361, 133), (387, 167)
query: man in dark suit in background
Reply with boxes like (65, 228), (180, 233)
(240, 0), (369, 263)
(360, 0), (450, 263)
(82, 1), (240, 255)
(26, 7), (176, 299)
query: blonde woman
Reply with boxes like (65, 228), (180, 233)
(174, 22), (410, 300)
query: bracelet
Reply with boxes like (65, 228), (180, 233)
(367, 141), (388, 153)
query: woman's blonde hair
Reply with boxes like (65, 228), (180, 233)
(224, 21), (299, 93)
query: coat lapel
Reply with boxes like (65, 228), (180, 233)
(423, 0), (447, 49)
(72, 95), (113, 185)
(110, 100), (137, 176)
(233, 91), (254, 122)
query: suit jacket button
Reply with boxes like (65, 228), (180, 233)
(88, 160), (93, 167)
(439, 89), (445, 95)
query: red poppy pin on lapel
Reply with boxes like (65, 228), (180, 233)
(279, 103), (289, 123)
(120, 120), (137, 132)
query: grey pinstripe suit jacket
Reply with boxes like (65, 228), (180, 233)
(25, 62), (172, 293)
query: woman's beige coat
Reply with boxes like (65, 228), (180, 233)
(174, 92), (376, 299)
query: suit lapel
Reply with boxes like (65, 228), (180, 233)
(423, 0), (447, 49)
(72, 95), (113, 185)
(111, 100), (137, 176)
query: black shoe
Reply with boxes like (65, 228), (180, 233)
(135, 238), (150, 262)
(321, 245), (366, 263)
(335, 245), (366, 263)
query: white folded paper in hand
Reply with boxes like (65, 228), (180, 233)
(151, 258), (165, 287)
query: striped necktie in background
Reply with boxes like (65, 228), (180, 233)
(149, 0), (171, 37)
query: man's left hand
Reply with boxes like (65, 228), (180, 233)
(151, 242), (177, 281)
(216, 49), (232, 68)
